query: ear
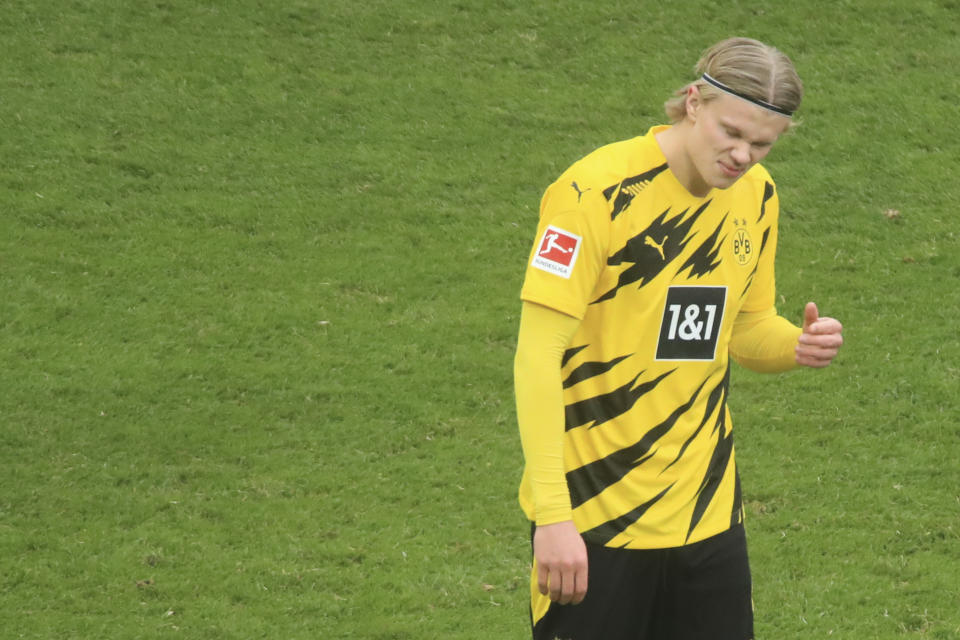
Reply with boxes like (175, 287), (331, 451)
(685, 84), (702, 122)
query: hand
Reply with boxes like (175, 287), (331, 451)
(533, 520), (588, 605)
(796, 302), (843, 368)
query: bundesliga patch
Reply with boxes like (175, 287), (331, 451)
(656, 286), (727, 361)
(531, 225), (581, 279)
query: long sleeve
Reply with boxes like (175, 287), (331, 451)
(514, 301), (581, 525)
(729, 307), (801, 373)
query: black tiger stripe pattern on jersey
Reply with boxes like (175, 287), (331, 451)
(593, 201), (714, 304)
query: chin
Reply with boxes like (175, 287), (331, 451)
(711, 176), (739, 190)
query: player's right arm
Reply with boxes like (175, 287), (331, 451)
(514, 300), (588, 605)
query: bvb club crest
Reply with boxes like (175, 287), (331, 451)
(732, 218), (753, 266)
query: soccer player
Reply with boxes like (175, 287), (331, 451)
(514, 37), (843, 639)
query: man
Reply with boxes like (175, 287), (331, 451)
(514, 37), (843, 639)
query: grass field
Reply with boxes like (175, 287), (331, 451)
(1, 1), (958, 638)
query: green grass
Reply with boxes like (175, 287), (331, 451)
(1, 0), (958, 638)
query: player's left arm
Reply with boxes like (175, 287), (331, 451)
(730, 177), (843, 371)
(729, 302), (843, 371)
(729, 306), (800, 372)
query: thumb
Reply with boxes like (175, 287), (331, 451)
(803, 302), (819, 331)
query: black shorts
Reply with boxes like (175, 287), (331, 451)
(531, 525), (753, 640)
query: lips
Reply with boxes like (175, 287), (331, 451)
(719, 161), (744, 178)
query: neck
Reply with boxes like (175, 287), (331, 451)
(655, 123), (711, 198)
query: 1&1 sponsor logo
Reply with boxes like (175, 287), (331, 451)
(655, 286), (727, 361)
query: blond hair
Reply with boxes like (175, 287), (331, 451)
(664, 37), (803, 123)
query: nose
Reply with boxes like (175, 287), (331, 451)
(730, 141), (751, 167)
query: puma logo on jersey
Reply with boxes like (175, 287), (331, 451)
(644, 235), (667, 261)
(571, 181), (591, 203)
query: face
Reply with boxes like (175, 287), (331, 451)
(682, 88), (791, 194)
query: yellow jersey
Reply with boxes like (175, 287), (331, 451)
(519, 126), (786, 548)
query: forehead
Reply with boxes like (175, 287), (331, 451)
(707, 93), (791, 141)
